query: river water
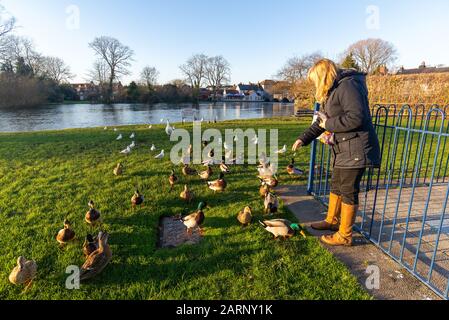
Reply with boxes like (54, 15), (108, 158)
(0, 102), (295, 132)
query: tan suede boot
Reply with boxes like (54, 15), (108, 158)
(321, 203), (358, 246)
(311, 193), (341, 231)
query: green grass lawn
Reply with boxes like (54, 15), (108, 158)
(0, 117), (370, 300)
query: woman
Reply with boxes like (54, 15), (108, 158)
(292, 59), (380, 246)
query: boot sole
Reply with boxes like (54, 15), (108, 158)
(320, 237), (353, 247)
(311, 225), (340, 232)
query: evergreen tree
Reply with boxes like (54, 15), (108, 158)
(126, 81), (140, 102)
(341, 53), (360, 70)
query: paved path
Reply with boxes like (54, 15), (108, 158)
(276, 185), (441, 300)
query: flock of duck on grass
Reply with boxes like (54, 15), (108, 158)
(8, 119), (307, 292)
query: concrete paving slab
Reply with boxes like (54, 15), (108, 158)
(276, 184), (442, 300)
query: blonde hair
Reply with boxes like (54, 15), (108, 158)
(307, 59), (339, 104)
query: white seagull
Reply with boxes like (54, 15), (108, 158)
(253, 137), (259, 145)
(165, 121), (174, 136)
(130, 133), (135, 139)
(148, 125), (153, 129)
(155, 150), (165, 159)
(150, 144), (156, 151)
(129, 141), (136, 149)
(120, 146), (131, 155)
(276, 145), (287, 155)
(116, 134), (123, 141)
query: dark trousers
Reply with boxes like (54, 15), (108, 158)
(330, 168), (366, 205)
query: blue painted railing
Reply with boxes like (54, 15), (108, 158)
(308, 104), (449, 300)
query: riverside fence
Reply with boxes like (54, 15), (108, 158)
(307, 103), (449, 299)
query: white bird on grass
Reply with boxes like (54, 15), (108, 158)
(253, 137), (259, 145)
(276, 145), (287, 155)
(104, 127), (108, 130)
(155, 150), (165, 159)
(116, 134), (123, 141)
(114, 128), (118, 132)
(130, 133), (135, 139)
(225, 149), (233, 161)
(165, 121), (174, 136)
(258, 163), (276, 178)
(120, 146), (131, 155)
(129, 141), (136, 149)
(259, 153), (270, 166)
(150, 144), (156, 151)
(148, 125), (153, 129)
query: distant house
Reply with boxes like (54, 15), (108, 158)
(236, 83), (270, 101)
(260, 79), (293, 102)
(198, 88), (211, 100)
(223, 88), (244, 100)
(71, 82), (98, 101)
(396, 62), (449, 75)
(72, 82), (124, 101)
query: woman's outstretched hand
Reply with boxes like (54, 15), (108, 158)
(292, 139), (304, 152)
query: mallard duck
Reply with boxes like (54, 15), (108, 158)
(264, 192), (279, 215)
(85, 200), (101, 226)
(180, 185), (194, 203)
(113, 163), (124, 176)
(259, 181), (270, 198)
(131, 190), (144, 208)
(198, 166), (213, 180)
(169, 169), (178, 191)
(9, 257), (37, 289)
(259, 175), (279, 188)
(56, 219), (76, 245)
(207, 172), (227, 192)
(176, 202), (208, 235)
(259, 219), (305, 240)
(80, 232), (112, 281)
(237, 206), (253, 227)
(83, 234), (99, 257)
(220, 161), (230, 174)
(182, 164), (198, 176)
(287, 158), (304, 176)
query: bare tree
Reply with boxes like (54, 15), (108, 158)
(179, 54), (208, 100)
(89, 36), (134, 102)
(345, 38), (397, 74)
(140, 66), (159, 91)
(0, 36), (44, 76)
(276, 52), (323, 83)
(0, 5), (15, 61)
(41, 56), (74, 83)
(0, 5), (14, 36)
(205, 55), (231, 101)
(87, 59), (110, 84)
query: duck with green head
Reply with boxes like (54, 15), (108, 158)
(178, 202), (208, 235)
(259, 219), (306, 240)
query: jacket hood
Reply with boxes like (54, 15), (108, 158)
(337, 69), (367, 85)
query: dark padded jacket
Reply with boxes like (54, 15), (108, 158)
(298, 69), (381, 169)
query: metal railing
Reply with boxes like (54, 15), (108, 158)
(308, 103), (449, 299)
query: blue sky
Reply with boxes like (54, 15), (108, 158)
(2, 0), (449, 84)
